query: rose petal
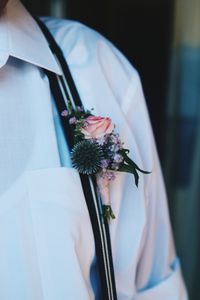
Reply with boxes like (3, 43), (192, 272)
(81, 116), (114, 139)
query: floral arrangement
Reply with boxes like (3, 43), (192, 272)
(61, 104), (150, 221)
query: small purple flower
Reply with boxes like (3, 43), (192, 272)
(101, 171), (116, 181)
(100, 159), (110, 169)
(69, 116), (77, 124)
(61, 110), (68, 117)
(110, 133), (123, 149)
(109, 144), (120, 153)
(97, 136), (106, 146)
(113, 154), (123, 163)
(111, 133), (119, 144)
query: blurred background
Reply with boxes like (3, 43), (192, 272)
(22, 0), (200, 298)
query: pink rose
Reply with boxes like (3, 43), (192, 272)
(81, 116), (114, 139)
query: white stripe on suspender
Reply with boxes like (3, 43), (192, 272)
(55, 65), (115, 300)
(55, 57), (77, 111)
(88, 176), (114, 300)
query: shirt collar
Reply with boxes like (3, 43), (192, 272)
(0, 0), (62, 75)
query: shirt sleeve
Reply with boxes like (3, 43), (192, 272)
(135, 130), (188, 300)
(91, 34), (188, 298)
(121, 71), (188, 299)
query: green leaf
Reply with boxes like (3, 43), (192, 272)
(117, 149), (151, 187)
(119, 149), (151, 174)
(118, 164), (139, 187)
(102, 205), (116, 222)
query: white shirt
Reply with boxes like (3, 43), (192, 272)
(0, 0), (188, 299)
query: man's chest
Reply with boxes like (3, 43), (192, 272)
(0, 56), (147, 299)
(0, 59), (61, 194)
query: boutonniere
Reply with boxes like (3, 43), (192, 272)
(61, 105), (150, 221)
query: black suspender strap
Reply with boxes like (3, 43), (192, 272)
(35, 17), (117, 300)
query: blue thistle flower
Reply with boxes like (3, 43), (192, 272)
(71, 140), (104, 175)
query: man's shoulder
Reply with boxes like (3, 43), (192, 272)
(41, 17), (101, 40)
(40, 17), (139, 82)
(40, 17), (106, 61)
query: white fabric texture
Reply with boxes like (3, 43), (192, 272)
(0, 0), (188, 299)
